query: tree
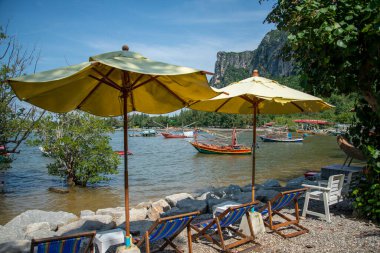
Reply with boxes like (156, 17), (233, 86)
(29, 112), (120, 187)
(0, 25), (44, 161)
(264, 0), (380, 221)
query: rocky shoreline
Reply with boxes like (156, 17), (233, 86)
(0, 176), (379, 253)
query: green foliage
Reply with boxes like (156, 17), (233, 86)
(265, 0), (380, 222)
(29, 112), (120, 187)
(0, 26), (43, 161)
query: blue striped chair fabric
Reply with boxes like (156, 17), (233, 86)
(197, 205), (254, 230)
(261, 191), (303, 216)
(36, 237), (82, 253)
(149, 215), (196, 242)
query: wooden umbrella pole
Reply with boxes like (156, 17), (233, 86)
(123, 89), (131, 244)
(251, 104), (257, 202)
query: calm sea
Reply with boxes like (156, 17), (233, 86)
(0, 130), (347, 225)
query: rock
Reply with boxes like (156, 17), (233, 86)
(242, 184), (262, 192)
(3, 210), (77, 240)
(0, 240), (30, 253)
(210, 30), (295, 88)
(128, 220), (154, 236)
(130, 208), (147, 221)
(80, 210), (95, 218)
(212, 187), (227, 198)
(176, 199), (208, 214)
(48, 187), (69, 194)
(135, 201), (152, 209)
(206, 198), (230, 213)
(224, 184), (242, 195)
(160, 207), (187, 218)
(195, 192), (211, 201)
(255, 189), (280, 202)
(57, 217), (115, 235)
(0, 225), (18, 244)
(82, 215), (113, 224)
(147, 199), (171, 220)
(25, 229), (57, 240)
(231, 192), (253, 204)
(262, 179), (281, 188)
(165, 193), (193, 207)
(25, 222), (50, 235)
(96, 207), (125, 220)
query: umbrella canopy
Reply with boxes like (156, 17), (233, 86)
(10, 50), (217, 116)
(189, 71), (333, 202)
(8, 48), (220, 247)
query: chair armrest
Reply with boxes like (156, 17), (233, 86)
(302, 184), (331, 191)
(317, 180), (328, 186)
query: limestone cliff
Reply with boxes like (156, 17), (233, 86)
(210, 30), (296, 88)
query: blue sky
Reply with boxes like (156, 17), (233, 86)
(1, 0), (276, 74)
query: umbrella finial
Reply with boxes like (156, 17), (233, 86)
(252, 69), (259, 77)
(122, 45), (129, 51)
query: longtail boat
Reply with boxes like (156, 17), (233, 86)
(161, 131), (193, 138)
(259, 136), (303, 143)
(190, 128), (251, 155)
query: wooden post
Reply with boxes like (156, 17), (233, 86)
(252, 104), (257, 202)
(123, 88), (131, 243)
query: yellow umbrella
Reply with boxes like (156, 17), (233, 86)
(8, 46), (220, 247)
(189, 70), (333, 201)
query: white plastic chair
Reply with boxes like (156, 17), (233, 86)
(301, 174), (345, 222)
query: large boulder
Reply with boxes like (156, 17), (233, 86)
(224, 184), (242, 195)
(80, 210), (95, 218)
(242, 184), (262, 192)
(206, 198), (230, 213)
(176, 199), (208, 214)
(0, 225), (18, 244)
(160, 207), (187, 218)
(24, 222), (52, 239)
(96, 207), (124, 221)
(286, 177), (317, 188)
(231, 192), (253, 204)
(255, 189), (280, 202)
(130, 208), (147, 221)
(262, 179), (281, 188)
(0, 240), (30, 253)
(147, 199), (171, 220)
(165, 193), (193, 207)
(135, 202), (152, 209)
(3, 210), (77, 240)
(57, 216), (115, 235)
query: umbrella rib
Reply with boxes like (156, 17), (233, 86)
(89, 74), (122, 91)
(77, 68), (115, 109)
(131, 74), (144, 86)
(291, 101), (305, 112)
(155, 78), (187, 105)
(215, 98), (232, 112)
(131, 75), (159, 91)
(91, 68), (122, 91)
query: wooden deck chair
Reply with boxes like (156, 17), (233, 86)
(191, 201), (260, 253)
(30, 231), (96, 253)
(136, 211), (200, 253)
(258, 188), (308, 238)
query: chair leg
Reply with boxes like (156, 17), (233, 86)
(323, 192), (331, 222)
(187, 225), (193, 253)
(145, 231), (150, 253)
(302, 192), (310, 217)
